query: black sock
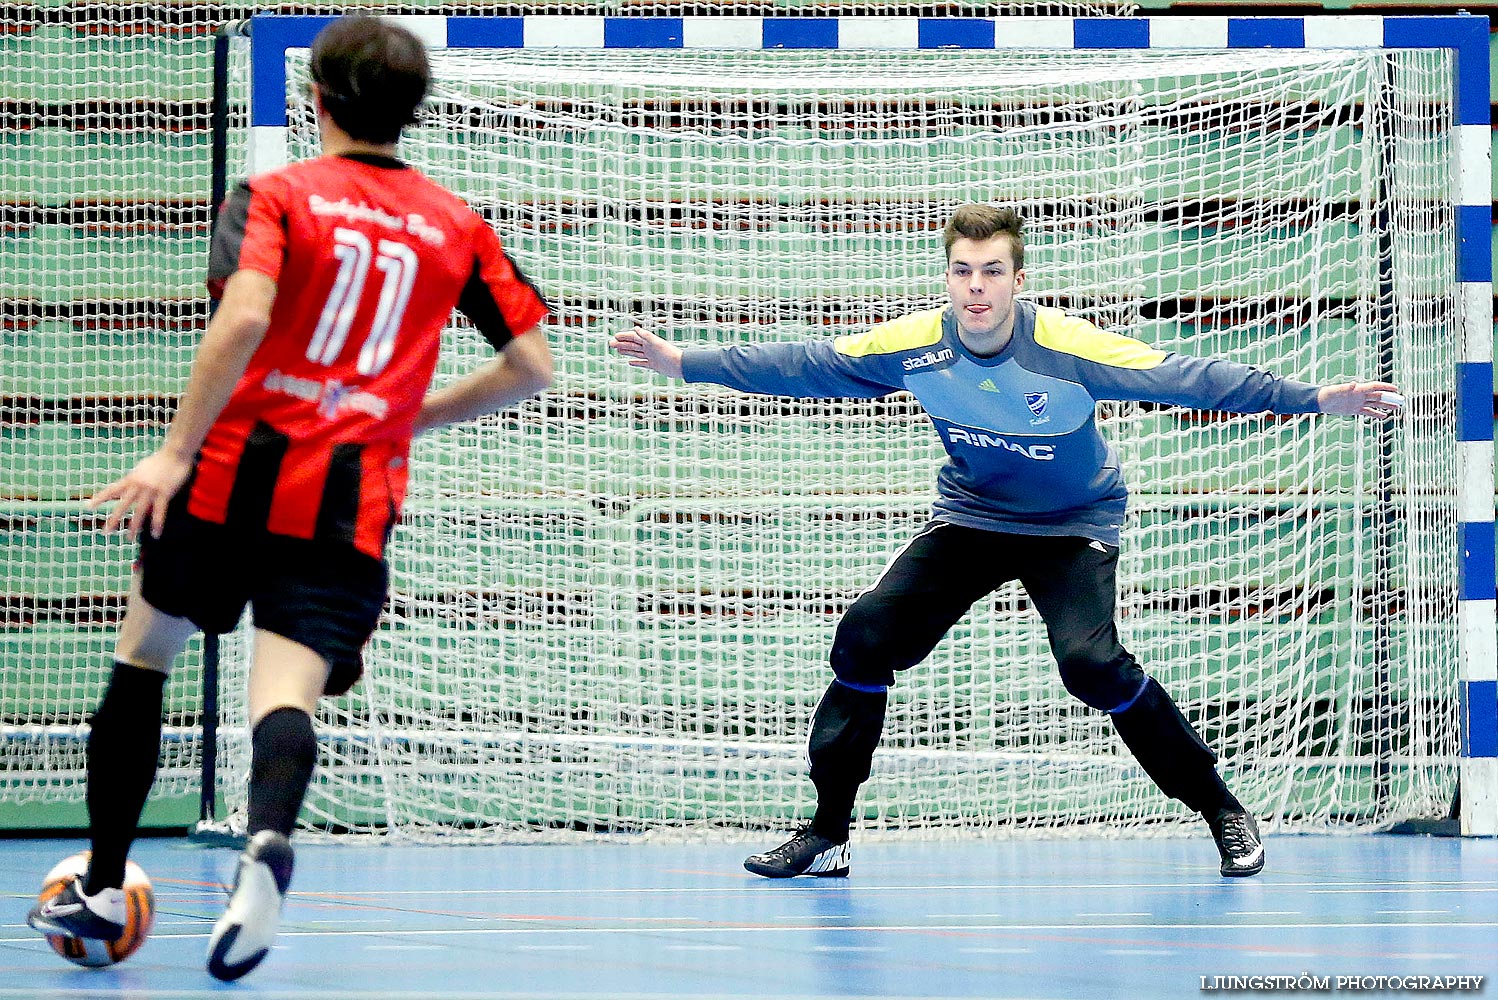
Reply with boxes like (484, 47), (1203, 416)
(808, 680), (888, 842)
(247, 707), (317, 838)
(84, 662), (167, 895)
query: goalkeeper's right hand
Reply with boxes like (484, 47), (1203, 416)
(609, 326), (683, 379)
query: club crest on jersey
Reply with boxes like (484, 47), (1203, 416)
(1025, 392), (1049, 417)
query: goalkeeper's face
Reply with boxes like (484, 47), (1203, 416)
(945, 236), (1025, 341)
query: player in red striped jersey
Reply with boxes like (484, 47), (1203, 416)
(27, 16), (553, 981)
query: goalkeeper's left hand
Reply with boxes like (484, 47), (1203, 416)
(1316, 382), (1404, 418)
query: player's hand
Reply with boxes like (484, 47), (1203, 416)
(609, 326), (684, 379)
(87, 449), (194, 541)
(1316, 382), (1405, 418)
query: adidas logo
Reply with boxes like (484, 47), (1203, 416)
(978, 379), (1000, 393)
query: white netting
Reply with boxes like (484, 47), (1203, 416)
(0, 13), (218, 812)
(206, 43), (1459, 839)
(1, 24), (1459, 842)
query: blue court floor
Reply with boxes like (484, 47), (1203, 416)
(1, 833), (1494, 999)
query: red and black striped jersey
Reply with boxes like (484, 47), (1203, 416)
(195, 152), (548, 558)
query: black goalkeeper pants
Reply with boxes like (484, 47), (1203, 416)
(807, 521), (1230, 839)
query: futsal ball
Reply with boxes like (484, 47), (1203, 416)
(37, 852), (155, 968)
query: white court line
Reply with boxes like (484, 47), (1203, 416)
(16, 918), (1480, 944)
(0, 992), (968, 1000)
(1310, 887), (1498, 894)
(299, 879), (1497, 896)
(1377, 909), (1450, 914)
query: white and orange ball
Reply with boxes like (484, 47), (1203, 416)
(37, 852), (155, 967)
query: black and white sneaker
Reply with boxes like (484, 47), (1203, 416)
(744, 825), (850, 878)
(207, 830), (294, 981)
(1207, 807), (1265, 878)
(27, 877), (126, 941)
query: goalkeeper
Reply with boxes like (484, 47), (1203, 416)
(610, 204), (1402, 881)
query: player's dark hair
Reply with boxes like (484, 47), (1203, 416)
(309, 15), (430, 145)
(944, 204), (1024, 270)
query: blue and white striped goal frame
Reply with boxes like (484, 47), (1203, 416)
(240, 13), (1496, 834)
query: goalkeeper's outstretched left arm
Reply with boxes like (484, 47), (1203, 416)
(1316, 382), (1405, 418)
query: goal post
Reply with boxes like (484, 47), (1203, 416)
(213, 13), (1488, 839)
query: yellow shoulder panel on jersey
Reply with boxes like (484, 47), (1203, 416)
(1033, 306), (1167, 370)
(834, 309), (945, 358)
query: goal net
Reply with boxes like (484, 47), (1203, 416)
(233, 37), (1458, 839)
(2, 21), (1462, 841)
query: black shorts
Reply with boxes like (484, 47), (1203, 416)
(137, 505), (388, 697)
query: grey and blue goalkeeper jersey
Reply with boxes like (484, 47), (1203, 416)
(680, 300), (1323, 546)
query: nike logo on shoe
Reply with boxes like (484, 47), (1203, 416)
(1229, 845), (1265, 868)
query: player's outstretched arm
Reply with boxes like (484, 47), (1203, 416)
(413, 330), (554, 435)
(88, 270), (274, 540)
(1316, 381), (1405, 418)
(609, 326), (683, 379)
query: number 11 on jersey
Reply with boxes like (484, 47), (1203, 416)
(306, 226), (419, 377)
